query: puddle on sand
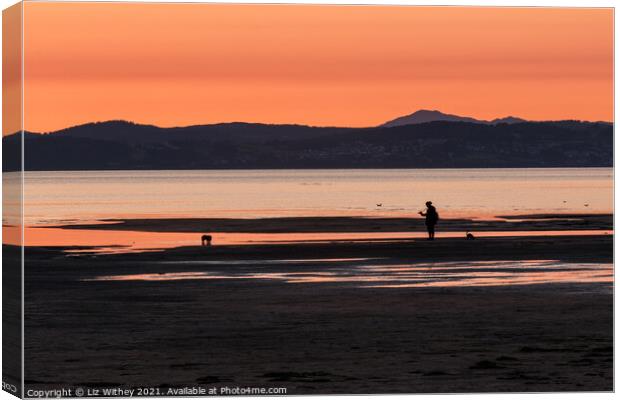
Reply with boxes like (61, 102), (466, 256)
(85, 259), (612, 290)
(154, 257), (377, 265)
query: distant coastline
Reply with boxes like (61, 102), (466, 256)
(3, 111), (613, 172)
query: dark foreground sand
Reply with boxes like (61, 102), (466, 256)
(17, 229), (613, 394)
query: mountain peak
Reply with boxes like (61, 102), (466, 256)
(410, 109), (443, 115)
(490, 116), (527, 124)
(380, 109), (526, 128)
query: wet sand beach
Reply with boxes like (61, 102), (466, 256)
(19, 215), (613, 393)
(18, 213), (612, 254)
(50, 213), (612, 234)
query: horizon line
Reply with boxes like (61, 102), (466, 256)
(11, 113), (615, 136)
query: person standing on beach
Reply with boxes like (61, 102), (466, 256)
(419, 201), (439, 240)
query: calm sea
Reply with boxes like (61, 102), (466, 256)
(14, 168), (613, 226)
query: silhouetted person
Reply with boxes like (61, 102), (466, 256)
(201, 234), (212, 246)
(418, 201), (439, 240)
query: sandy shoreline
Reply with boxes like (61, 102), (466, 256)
(50, 213), (612, 233)
(17, 226), (613, 393)
(55, 233), (612, 264)
(22, 213), (610, 254)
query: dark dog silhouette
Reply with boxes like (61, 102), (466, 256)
(466, 231), (475, 240)
(201, 234), (212, 246)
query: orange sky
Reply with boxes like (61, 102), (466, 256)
(3, 2), (21, 136)
(14, 3), (615, 133)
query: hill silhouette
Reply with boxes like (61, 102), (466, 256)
(2, 118), (612, 171)
(381, 109), (529, 127)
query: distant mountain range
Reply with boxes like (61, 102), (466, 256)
(381, 109), (527, 127)
(2, 110), (613, 171)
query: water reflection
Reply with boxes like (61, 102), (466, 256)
(86, 259), (612, 289)
(15, 226), (613, 255)
(23, 169), (614, 225)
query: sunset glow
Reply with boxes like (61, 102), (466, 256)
(20, 3), (614, 133)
